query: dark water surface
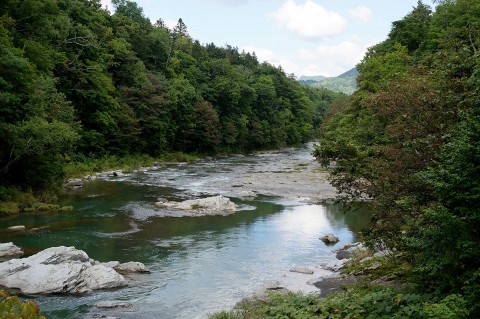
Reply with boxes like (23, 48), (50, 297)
(0, 146), (371, 319)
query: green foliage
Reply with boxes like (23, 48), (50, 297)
(314, 1), (480, 316)
(209, 286), (469, 319)
(0, 290), (46, 319)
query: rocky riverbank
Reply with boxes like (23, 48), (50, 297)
(0, 245), (149, 294)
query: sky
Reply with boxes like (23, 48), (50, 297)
(100, 0), (435, 77)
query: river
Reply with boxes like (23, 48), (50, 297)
(0, 143), (371, 319)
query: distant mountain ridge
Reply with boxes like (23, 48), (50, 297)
(298, 68), (358, 95)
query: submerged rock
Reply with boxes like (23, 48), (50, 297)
(289, 267), (315, 275)
(95, 301), (133, 309)
(0, 242), (23, 259)
(0, 246), (127, 294)
(65, 178), (83, 188)
(6, 225), (26, 232)
(114, 261), (150, 274)
(319, 233), (339, 244)
(154, 195), (237, 214)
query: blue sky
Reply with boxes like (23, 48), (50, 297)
(101, 0), (435, 77)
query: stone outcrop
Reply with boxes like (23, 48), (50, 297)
(289, 267), (315, 275)
(319, 233), (340, 244)
(0, 242), (23, 259)
(0, 246), (127, 294)
(155, 195), (237, 214)
(114, 261), (150, 274)
(334, 242), (366, 260)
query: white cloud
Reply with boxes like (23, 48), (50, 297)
(350, 6), (373, 22)
(270, 0), (347, 40)
(243, 38), (368, 77)
(242, 45), (300, 74)
(298, 38), (369, 76)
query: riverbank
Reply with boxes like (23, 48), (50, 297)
(0, 152), (200, 215)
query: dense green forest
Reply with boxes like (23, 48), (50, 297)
(0, 0), (343, 205)
(313, 0), (480, 317)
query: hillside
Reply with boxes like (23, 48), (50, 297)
(299, 68), (358, 95)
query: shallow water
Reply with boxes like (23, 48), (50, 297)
(0, 145), (371, 319)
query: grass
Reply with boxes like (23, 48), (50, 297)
(208, 284), (469, 319)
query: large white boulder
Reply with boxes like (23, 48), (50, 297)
(0, 242), (23, 259)
(155, 195), (237, 214)
(0, 246), (127, 294)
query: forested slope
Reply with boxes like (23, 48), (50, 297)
(315, 0), (480, 316)
(0, 0), (343, 200)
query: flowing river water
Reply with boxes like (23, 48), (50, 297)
(0, 144), (371, 319)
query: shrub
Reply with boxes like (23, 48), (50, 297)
(0, 290), (46, 319)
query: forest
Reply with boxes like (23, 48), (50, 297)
(313, 0), (480, 317)
(0, 0), (343, 207)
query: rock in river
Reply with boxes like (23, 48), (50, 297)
(6, 225), (26, 232)
(155, 195), (237, 214)
(319, 233), (340, 244)
(114, 261), (150, 274)
(0, 242), (23, 259)
(0, 246), (127, 294)
(289, 267), (315, 275)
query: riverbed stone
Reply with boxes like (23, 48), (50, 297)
(101, 261), (120, 268)
(6, 225), (26, 232)
(95, 301), (133, 309)
(236, 190), (257, 199)
(335, 250), (352, 260)
(113, 261), (150, 273)
(0, 246), (127, 294)
(65, 178), (83, 188)
(0, 242), (23, 259)
(289, 267), (314, 275)
(323, 259), (348, 272)
(264, 281), (284, 290)
(319, 233), (340, 244)
(154, 195), (237, 213)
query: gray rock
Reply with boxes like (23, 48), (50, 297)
(319, 233), (339, 244)
(101, 261), (120, 268)
(155, 195), (237, 213)
(114, 261), (150, 274)
(236, 190), (257, 199)
(95, 301), (132, 309)
(323, 259), (348, 272)
(6, 225), (26, 232)
(374, 250), (393, 257)
(0, 242), (23, 259)
(335, 250), (352, 260)
(0, 246), (127, 294)
(65, 178), (83, 188)
(264, 281), (284, 290)
(289, 267), (314, 275)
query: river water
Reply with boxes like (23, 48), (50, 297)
(0, 144), (370, 319)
